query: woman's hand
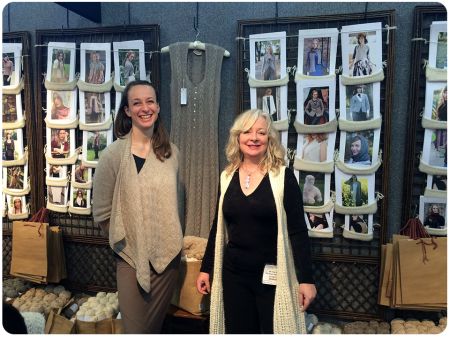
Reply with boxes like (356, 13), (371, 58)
(298, 283), (316, 312)
(7, 76), (11, 82)
(196, 272), (211, 295)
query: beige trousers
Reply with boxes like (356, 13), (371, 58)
(116, 252), (181, 334)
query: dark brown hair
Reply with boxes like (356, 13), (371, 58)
(114, 80), (172, 162)
(357, 33), (368, 45)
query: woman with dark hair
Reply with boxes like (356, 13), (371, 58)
(4, 131), (15, 160)
(88, 51), (105, 84)
(92, 132), (101, 159)
(53, 49), (69, 83)
(93, 80), (182, 334)
(304, 89), (326, 125)
(89, 92), (101, 123)
(73, 189), (87, 208)
(348, 134), (371, 165)
(436, 85), (447, 122)
(3, 96), (11, 122)
(306, 38), (329, 76)
(11, 197), (22, 214)
(349, 33), (376, 76)
(51, 91), (70, 120)
(3, 54), (13, 86)
(51, 129), (69, 158)
(123, 50), (136, 85)
(424, 204), (446, 229)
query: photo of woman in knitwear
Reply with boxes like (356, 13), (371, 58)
(348, 32), (377, 77)
(93, 80), (183, 334)
(51, 49), (70, 83)
(197, 109), (315, 334)
(304, 37), (330, 76)
(303, 88), (328, 125)
(2, 53), (14, 86)
(87, 50), (105, 84)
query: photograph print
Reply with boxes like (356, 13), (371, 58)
(249, 32), (286, 81)
(297, 170), (331, 207)
(113, 40), (146, 87)
(80, 91), (110, 125)
(429, 21), (447, 69)
(419, 196), (447, 230)
(46, 163), (67, 179)
(72, 158), (92, 183)
(339, 76), (381, 121)
(7, 195), (27, 215)
(47, 90), (77, 122)
(47, 185), (68, 206)
(304, 209), (334, 231)
(424, 82), (447, 122)
(298, 28), (338, 77)
(296, 78), (335, 127)
(2, 94), (23, 123)
(2, 43), (22, 87)
(3, 165), (27, 190)
(422, 128), (447, 168)
(46, 128), (75, 159)
(296, 131), (336, 163)
(80, 43), (111, 84)
(339, 129), (380, 166)
(427, 174), (447, 192)
(345, 214), (373, 234)
(335, 167), (375, 208)
(46, 42), (76, 83)
(82, 129), (113, 163)
(70, 185), (90, 209)
(341, 22), (382, 78)
(2, 128), (23, 161)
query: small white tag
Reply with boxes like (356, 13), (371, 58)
(69, 303), (78, 312)
(307, 323), (314, 332)
(180, 88), (187, 105)
(117, 312), (121, 319)
(199, 303), (204, 311)
(262, 264), (277, 285)
(5, 297), (11, 301)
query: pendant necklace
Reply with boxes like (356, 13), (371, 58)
(242, 166), (257, 189)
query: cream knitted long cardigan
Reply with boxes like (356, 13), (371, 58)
(209, 167), (306, 334)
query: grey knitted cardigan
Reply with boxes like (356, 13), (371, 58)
(92, 133), (183, 292)
(168, 42), (225, 239)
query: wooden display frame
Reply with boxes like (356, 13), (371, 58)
(401, 5), (447, 226)
(236, 10), (396, 321)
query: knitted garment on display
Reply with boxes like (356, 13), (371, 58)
(303, 198), (335, 214)
(334, 194), (382, 215)
(45, 147), (81, 165)
(2, 76), (25, 94)
(272, 117), (289, 131)
(418, 157), (447, 175)
(8, 209), (29, 219)
(46, 201), (69, 213)
(44, 75), (78, 91)
(46, 176), (69, 187)
(308, 228), (334, 238)
(342, 228), (373, 241)
(424, 187), (447, 199)
(422, 116), (447, 130)
(2, 115), (26, 129)
(44, 116), (79, 129)
(168, 42), (225, 239)
(2, 184), (31, 196)
(294, 117), (338, 134)
(210, 167), (306, 334)
(79, 115), (113, 131)
(77, 72), (114, 93)
(338, 116), (382, 132)
(68, 205), (92, 215)
(21, 312), (46, 334)
(293, 156), (334, 173)
(248, 73), (290, 87)
(334, 150), (382, 175)
(71, 180), (92, 189)
(2, 148), (28, 167)
(426, 65), (447, 82)
(341, 68), (384, 85)
(92, 133), (183, 293)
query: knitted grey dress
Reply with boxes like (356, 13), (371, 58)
(169, 42), (225, 238)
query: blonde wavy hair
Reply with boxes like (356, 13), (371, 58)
(225, 109), (285, 176)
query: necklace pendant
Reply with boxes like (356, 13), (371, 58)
(244, 182), (250, 189)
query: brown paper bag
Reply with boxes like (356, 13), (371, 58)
(75, 317), (113, 334)
(44, 309), (75, 334)
(112, 318), (125, 334)
(171, 259), (210, 315)
(378, 245), (391, 306)
(10, 221), (48, 277)
(398, 237), (447, 305)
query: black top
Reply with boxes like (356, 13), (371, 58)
(114, 154), (146, 261)
(200, 168), (314, 284)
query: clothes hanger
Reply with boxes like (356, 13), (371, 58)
(161, 27), (230, 57)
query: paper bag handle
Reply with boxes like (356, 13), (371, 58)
(416, 237), (438, 262)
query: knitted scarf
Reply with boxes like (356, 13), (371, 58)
(209, 167), (305, 334)
(108, 133), (183, 293)
(308, 48), (322, 73)
(350, 135), (370, 163)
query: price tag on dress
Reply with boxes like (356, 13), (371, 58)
(180, 88), (187, 105)
(262, 264), (277, 285)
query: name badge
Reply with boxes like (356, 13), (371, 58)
(262, 264), (277, 285)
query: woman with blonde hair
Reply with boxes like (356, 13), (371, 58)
(306, 38), (329, 76)
(302, 133), (328, 162)
(261, 45), (277, 80)
(424, 204), (446, 229)
(196, 109), (315, 334)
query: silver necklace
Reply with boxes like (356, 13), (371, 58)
(242, 166), (257, 189)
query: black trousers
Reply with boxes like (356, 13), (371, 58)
(222, 260), (276, 334)
(3, 75), (10, 86)
(352, 108), (368, 121)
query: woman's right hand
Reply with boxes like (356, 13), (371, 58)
(196, 272), (210, 295)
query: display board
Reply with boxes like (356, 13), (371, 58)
(2, 31), (35, 276)
(1, 25), (160, 292)
(237, 10), (395, 321)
